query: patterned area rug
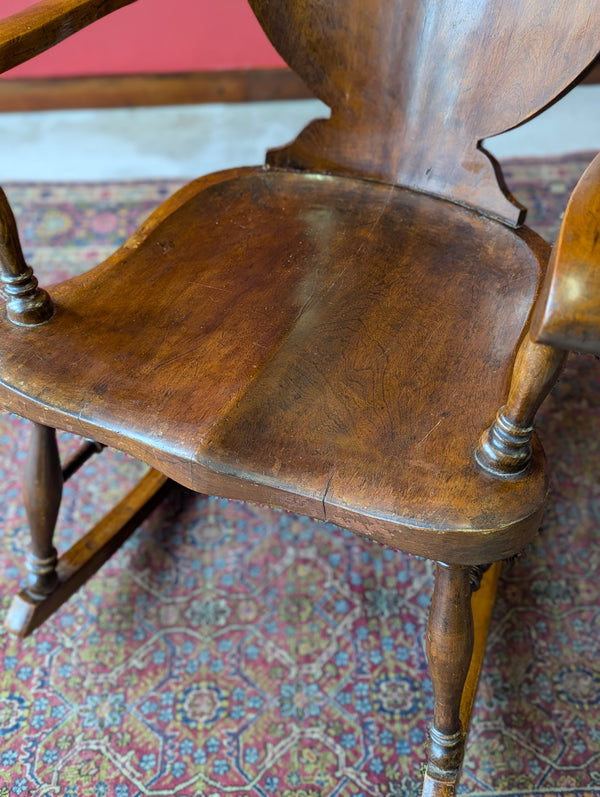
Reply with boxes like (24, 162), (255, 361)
(0, 154), (599, 797)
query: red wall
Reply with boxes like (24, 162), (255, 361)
(3, 0), (284, 78)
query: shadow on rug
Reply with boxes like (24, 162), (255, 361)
(0, 154), (599, 797)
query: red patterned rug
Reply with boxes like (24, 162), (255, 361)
(0, 154), (599, 797)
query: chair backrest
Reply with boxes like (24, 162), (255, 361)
(252, 0), (599, 226)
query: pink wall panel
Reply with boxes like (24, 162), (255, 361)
(3, 0), (284, 78)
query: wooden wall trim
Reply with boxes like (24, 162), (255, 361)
(0, 57), (597, 114)
(0, 68), (313, 112)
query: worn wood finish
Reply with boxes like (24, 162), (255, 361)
(2, 2), (599, 793)
(5, 468), (172, 637)
(23, 424), (62, 598)
(0, 168), (550, 565)
(3, 54), (595, 116)
(0, 68), (314, 112)
(476, 332), (567, 478)
(0, 0), (136, 75)
(22, 427), (111, 606)
(421, 774), (461, 797)
(424, 564), (474, 792)
(420, 560), (500, 797)
(0, 187), (54, 325)
(419, 562), (502, 797)
(530, 151), (600, 354)
(253, 0), (600, 225)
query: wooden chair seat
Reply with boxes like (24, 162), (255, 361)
(0, 166), (546, 564)
(2, 2), (599, 793)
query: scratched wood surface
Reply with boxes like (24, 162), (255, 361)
(1, 3), (599, 793)
(0, 167), (549, 565)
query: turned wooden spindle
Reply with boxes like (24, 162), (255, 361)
(23, 424), (63, 599)
(0, 187), (54, 326)
(475, 331), (566, 478)
(468, 563), (491, 593)
(423, 563), (474, 794)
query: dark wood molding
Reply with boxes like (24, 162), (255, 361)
(0, 68), (314, 112)
(0, 54), (597, 114)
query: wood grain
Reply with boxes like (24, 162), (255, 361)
(531, 151), (600, 354)
(252, 0), (600, 225)
(23, 423), (62, 597)
(0, 68), (314, 112)
(1, 54), (598, 114)
(0, 0), (136, 75)
(476, 333), (567, 477)
(0, 186), (54, 325)
(1, 4), (596, 792)
(0, 167), (549, 565)
(426, 564), (473, 783)
(5, 468), (171, 637)
(460, 562), (501, 731)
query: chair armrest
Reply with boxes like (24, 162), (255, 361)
(530, 151), (600, 354)
(0, 0), (137, 75)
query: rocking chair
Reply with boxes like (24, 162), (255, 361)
(1, 1), (599, 794)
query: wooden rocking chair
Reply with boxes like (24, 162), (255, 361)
(1, 1), (599, 794)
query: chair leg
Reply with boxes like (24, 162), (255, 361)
(7, 472), (173, 638)
(23, 423), (62, 599)
(5, 422), (174, 637)
(422, 563), (474, 796)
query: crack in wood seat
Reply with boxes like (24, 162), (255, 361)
(0, 166), (547, 564)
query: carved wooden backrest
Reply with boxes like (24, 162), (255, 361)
(251, 0), (599, 225)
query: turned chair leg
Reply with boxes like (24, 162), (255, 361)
(23, 423), (63, 599)
(422, 563), (474, 796)
(6, 424), (172, 637)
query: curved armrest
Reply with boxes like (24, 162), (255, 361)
(0, 0), (136, 75)
(530, 151), (600, 354)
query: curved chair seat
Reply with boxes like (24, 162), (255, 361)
(0, 167), (547, 563)
(1, 3), (597, 793)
